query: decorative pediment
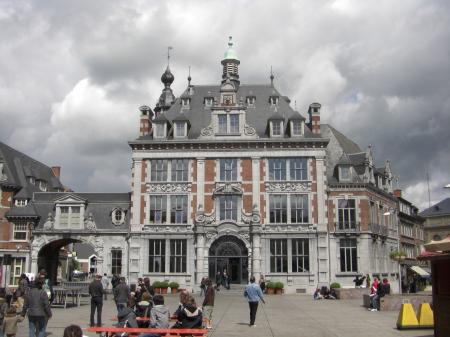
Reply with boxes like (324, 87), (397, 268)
(195, 205), (215, 225)
(265, 181), (311, 193)
(213, 182), (243, 195)
(53, 194), (87, 204)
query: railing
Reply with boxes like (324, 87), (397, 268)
(334, 222), (361, 235)
(369, 223), (388, 240)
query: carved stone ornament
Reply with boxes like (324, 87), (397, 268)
(195, 207), (215, 225)
(200, 125), (214, 137)
(244, 124), (256, 136)
(88, 236), (104, 256)
(214, 182), (243, 195)
(85, 213), (96, 230)
(265, 181), (311, 193)
(205, 231), (217, 241)
(147, 183), (192, 193)
(43, 213), (54, 230)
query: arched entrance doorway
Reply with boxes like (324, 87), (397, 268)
(208, 235), (248, 284)
(37, 238), (94, 284)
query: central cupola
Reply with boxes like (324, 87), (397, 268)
(221, 36), (240, 90)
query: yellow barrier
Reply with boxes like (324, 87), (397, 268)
(397, 303), (419, 330)
(417, 303), (434, 328)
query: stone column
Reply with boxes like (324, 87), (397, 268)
(252, 233), (261, 279)
(196, 234), (205, 284)
(131, 159), (142, 230)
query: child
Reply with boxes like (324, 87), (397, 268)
(139, 295), (170, 337)
(2, 307), (24, 337)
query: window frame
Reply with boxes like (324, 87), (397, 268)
(291, 120), (303, 136)
(148, 239), (165, 273)
(111, 249), (122, 275)
(170, 239), (187, 273)
(149, 195), (167, 224)
(170, 195), (188, 224)
(292, 239), (309, 273)
(270, 239), (287, 273)
(174, 122), (187, 138)
(339, 238), (358, 272)
(13, 221), (28, 241)
(219, 159), (238, 182)
(337, 199), (356, 230)
(218, 195), (239, 221)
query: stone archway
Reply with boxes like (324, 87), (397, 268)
(32, 235), (104, 284)
(208, 235), (248, 284)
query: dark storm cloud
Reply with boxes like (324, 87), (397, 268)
(0, 0), (449, 206)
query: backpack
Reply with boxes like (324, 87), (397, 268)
(377, 284), (386, 297)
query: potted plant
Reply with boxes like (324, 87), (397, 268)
(169, 281), (179, 294)
(160, 281), (169, 294)
(389, 251), (407, 261)
(274, 281), (284, 295)
(152, 281), (161, 294)
(330, 282), (341, 289)
(266, 281), (275, 295)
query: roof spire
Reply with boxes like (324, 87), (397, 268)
(270, 66), (274, 86)
(188, 65), (192, 86)
(167, 46), (173, 67)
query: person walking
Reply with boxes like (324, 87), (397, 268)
(88, 275), (104, 327)
(202, 279), (215, 329)
(101, 274), (109, 300)
(244, 276), (265, 327)
(113, 277), (130, 313)
(215, 271), (221, 291)
(2, 307), (24, 337)
(21, 278), (52, 337)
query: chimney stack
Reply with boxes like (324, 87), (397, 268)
(308, 102), (321, 135)
(139, 105), (153, 137)
(394, 189), (402, 198)
(51, 166), (61, 178)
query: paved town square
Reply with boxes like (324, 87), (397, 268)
(13, 292), (433, 337)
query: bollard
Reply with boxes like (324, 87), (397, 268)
(396, 303), (419, 330)
(417, 303), (434, 328)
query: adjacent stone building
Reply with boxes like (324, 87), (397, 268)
(420, 198), (450, 243)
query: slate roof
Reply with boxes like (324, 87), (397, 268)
(138, 84), (316, 140)
(16, 192), (131, 231)
(0, 142), (64, 198)
(420, 198), (450, 217)
(73, 243), (96, 259)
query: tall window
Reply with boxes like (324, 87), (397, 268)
(292, 121), (302, 136)
(149, 240), (165, 273)
(171, 159), (189, 182)
(111, 249), (122, 275)
(13, 222), (27, 240)
(268, 159), (286, 180)
(230, 114), (239, 133)
(292, 239), (309, 272)
(220, 159), (237, 181)
(338, 199), (356, 229)
(340, 239), (357, 272)
(290, 158), (307, 180)
(218, 195), (238, 221)
(149, 196), (167, 223)
(170, 195), (188, 223)
(170, 240), (187, 273)
(150, 160), (168, 182)
(269, 195), (287, 223)
(270, 239), (287, 273)
(175, 122), (186, 137)
(291, 195), (309, 223)
(272, 120), (282, 136)
(218, 115), (227, 133)
(59, 206), (81, 228)
(10, 258), (26, 286)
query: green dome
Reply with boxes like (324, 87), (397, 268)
(223, 36), (239, 61)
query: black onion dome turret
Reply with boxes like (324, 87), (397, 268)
(161, 66), (174, 86)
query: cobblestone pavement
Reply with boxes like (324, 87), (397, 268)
(15, 291), (434, 337)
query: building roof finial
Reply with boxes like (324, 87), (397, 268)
(270, 66), (274, 86)
(188, 65), (192, 86)
(167, 46), (173, 67)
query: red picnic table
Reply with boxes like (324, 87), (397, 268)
(86, 326), (208, 337)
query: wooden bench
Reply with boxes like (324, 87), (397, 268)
(86, 327), (208, 337)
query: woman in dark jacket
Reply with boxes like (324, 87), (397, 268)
(174, 296), (202, 329)
(21, 279), (52, 337)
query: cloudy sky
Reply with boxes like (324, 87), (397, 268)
(1, 0), (449, 210)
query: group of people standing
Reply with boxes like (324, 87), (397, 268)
(212, 270), (230, 291)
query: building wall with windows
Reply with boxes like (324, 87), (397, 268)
(419, 198), (450, 244)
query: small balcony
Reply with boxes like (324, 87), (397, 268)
(333, 222), (361, 236)
(370, 223), (388, 241)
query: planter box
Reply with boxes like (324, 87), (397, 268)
(154, 287), (161, 294)
(161, 288), (168, 294)
(171, 288), (178, 294)
(267, 288), (275, 295)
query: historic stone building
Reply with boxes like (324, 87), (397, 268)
(4, 38), (416, 293)
(0, 142), (64, 285)
(420, 198), (450, 243)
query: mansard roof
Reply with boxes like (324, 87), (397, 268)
(138, 84), (315, 140)
(28, 192), (131, 231)
(420, 198), (450, 217)
(0, 142), (64, 196)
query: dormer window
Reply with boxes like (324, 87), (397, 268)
(174, 122), (187, 138)
(291, 120), (303, 136)
(14, 199), (28, 207)
(204, 97), (213, 107)
(59, 206), (81, 229)
(217, 113), (240, 134)
(339, 166), (351, 181)
(246, 96), (256, 106)
(38, 180), (47, 191)
(269, 96), (279, 105)
(154, 123), (166, 138)
(0, 163), (6, 181)
(181, 97), (190, 108)
(270, 120), (284, 137)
